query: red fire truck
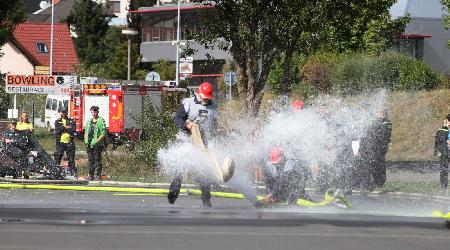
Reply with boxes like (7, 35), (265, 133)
(69, 77), (187, 148)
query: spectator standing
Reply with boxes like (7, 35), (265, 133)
(84, 106), (107, 180)
(54, 108), (77, 177)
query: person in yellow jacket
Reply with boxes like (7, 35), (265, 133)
(16, 111), (34, 136)
(54, 108), (77, 177)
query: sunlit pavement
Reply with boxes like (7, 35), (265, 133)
(0, 188), (449, 250)
(0, 163), (448, 250)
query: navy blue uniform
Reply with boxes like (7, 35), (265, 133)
(54, 117), (77, 176)
(434, 126), (449, 188)
(2, 128), (29, 177)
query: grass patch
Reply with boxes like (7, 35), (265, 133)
(386, 89), (450, 161)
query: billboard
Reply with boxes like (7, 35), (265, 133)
(5, 75), (77, 95)
(179, 57), (193, 75)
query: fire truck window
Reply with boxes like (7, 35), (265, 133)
(46, 98), (53, 110)
(52, 99), (58, 111)
(63, 100), (69, 110)
(58, 101), (63, 111)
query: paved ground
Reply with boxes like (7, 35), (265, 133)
(0, 189), (449, 250)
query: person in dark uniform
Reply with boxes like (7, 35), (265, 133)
(371, 109), (392, 187)
(2, 119), (29, 178)
(167, 82), (218, 208)
(54, 107), (77, 177)
(261, 147), (309, 205)
(434, 115), (450, 189)
(353, 109), (392, 190)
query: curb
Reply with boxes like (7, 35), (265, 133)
(0, 179), (449, 203)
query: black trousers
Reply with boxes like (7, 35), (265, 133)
(54, 142), (76, 174)
(87, 145), (103, 178)
(372, 154), (387, 187)
(439, 153), (449, 188)
(169, 172), (212, 203)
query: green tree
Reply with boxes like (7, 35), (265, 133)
(0, 0), (26, 47)
(152, 60), (176, 80)
(192, 0), (279, 117)
(272, 0), (408, 94)
(0, 0), (26, 118)
(68, 0), (111, 67)
(443, 0), (450, 48)
(192, 0), (408, 117)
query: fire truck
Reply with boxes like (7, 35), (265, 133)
(69, 77), (187, 148)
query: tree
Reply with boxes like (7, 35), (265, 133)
(192, 0), (278, 117)
(272, 0), (408, 95)
(0, 0), (26, 48)
(68, 0), (111, 67)
(0, 0), (26, 118)
(443, 0), (450, 48)
(192, 1), (408, 117)
(152, 60), (176, 81)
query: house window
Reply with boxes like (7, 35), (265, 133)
(36, 42), (48, 53)
(111, 0), (121, 13)
(389, 38), (426, 59)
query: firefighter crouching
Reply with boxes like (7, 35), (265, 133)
(167, 82), (218, 208)
(54, 107), (77, 178)
(434, 115), (450, 189)
(262, 147), (309, 205)
(1, 119), (29, 178)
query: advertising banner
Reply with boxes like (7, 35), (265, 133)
(5, 75), (77, 95)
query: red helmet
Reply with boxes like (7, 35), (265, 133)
(292, 100), (304, 112)
(198, 82), (213, 99)
(269, 148), (284, 164)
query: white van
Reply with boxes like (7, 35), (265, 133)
(44, 95), (70, 131)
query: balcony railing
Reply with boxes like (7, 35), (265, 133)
(142, 27), (190, 42)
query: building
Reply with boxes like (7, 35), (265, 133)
(0, 22), (79, 75)
(131, 1), (228, 84)
(27, 0), (130, 27)
(390, 0), (450, 73)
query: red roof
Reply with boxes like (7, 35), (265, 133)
(12, 22), (79, 74)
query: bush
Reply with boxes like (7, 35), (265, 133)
(329, 52), (444, 94)
(396, 57), (443, 91)
(294, 51), (345, 95)
(329, 53), (371, 95)
(133, 101), (178, 170)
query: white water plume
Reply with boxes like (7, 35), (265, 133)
(157, 89), (389, 200)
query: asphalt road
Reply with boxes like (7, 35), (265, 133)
(0, 189), (449, 250)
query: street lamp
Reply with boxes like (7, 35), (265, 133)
(122, 28), (138, 80)
(175, 0), (181, 86)
(50, 0), (54, 76)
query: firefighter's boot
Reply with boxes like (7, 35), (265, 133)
(168, 174), (182, 204)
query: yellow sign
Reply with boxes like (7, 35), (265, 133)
(34, 65), (50, 75)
